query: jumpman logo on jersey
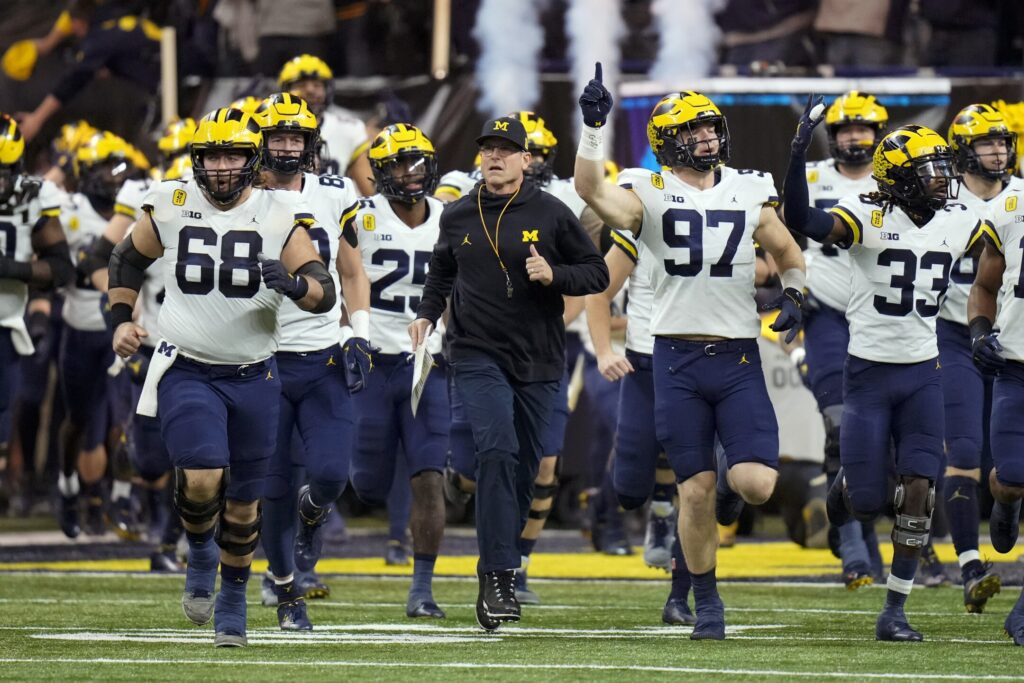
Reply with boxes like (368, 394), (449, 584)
(265, 369), (274, 380)
(940, 238), (949, 247)
(936, 359), (942, 370)
(326, 354), (336, 367)
(738, 353), (750, 365)
(461, 234), (472, 246)
(948, 488), (970, 502)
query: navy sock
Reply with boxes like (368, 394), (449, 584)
(410, 553), (436, 598)
(219, 563), (251, 598)
(943, 476), (981, 575)
(184, 527), (217, 594)
(690, 568), (720, 610)
(885, 550), (918, 610)
(215, 564), (250, 635)
(668, 536), (691, 601)
(518, 537), (537, 557)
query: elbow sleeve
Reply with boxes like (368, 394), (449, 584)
(296, 260), (336, 314)
(78, 236), (115, 280)
(109, 238), (155, 292)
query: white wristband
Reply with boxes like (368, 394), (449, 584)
(780, 268), (806, 293)
(339, 325), (354, 346)
(577, 125), (605, 161)
(349, 309), (370, 340)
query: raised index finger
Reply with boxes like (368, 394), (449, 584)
(595, 62), (602, 83)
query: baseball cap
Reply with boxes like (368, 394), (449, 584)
(475, 116), (529, 151)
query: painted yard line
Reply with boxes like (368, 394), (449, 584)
(0, 657), (1019, 680)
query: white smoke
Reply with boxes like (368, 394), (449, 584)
(472, 0), (547, 117)
(567, 0), (625, 137)
(649, 0), (724, 87)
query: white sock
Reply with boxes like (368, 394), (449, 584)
(957, 549), (981, 567)
(111, 480), (132, 501)
(650, 501), (674, 518)
(273, 573), (294, 585)
(886, 574), (914, 595)
(58, 472), (80, 497)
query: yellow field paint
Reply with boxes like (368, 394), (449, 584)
(0, 542), (1010, 577)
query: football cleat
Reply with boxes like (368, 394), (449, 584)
(385, 540), (410, 566)
(662, 597), (697, 626)
(717, 522), (738, 548)
(514, 568), (540, 605)
(214, 632), (247, 647)
(1005, 608), (1024, 646)
(406, 597), (446, 619)
(294, 485), (330, 573)
(990, 499), (1022, 554)
(58, 494), (81, 539)
(442, 466), (472, 506)
(690, 594), (726, 640)
(108, 495), (142, 541)
(843, 568), (874, 591)
(150, 546), (185, 573)
(802, 498), (830, 549)
(918, 544), (952, 587)
(643, 508), (676, 571)
(277, 596), (313, 631)
(296, 570), (330, 600)
(181, 589), (215, 625)
(875, 608), (923, 642)
(963, 564), (1001, 614)
(480, 570), (520, 624)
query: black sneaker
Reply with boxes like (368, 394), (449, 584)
(294, 485), (330, 573)
(58, 494), (81, 539)
(478, 570), (520, 628)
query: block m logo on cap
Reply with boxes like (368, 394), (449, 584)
(493, 121), (509, 132)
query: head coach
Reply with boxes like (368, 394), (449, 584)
(409, 116), (608, 630)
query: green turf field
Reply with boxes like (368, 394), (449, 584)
(1, 572), (1021, 682)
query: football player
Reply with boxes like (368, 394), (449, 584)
(940, 103), (1016, 611)
(350, 123), (449, 619)
(0, 114), (73, 508)
(575, 66), (806, 640)
(967, 135), (1024, 645)
(107, 107), (334, 647)
(277, 54), (374, 194)
(799, 91), (888, 589)
(785, 100), (990, 641)
(252, 92), (368, 630)
(57, 130), (135, 537)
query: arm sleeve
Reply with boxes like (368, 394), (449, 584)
(783, 154), (836, 242)
(415, 216), (457, 325)
(549, 208), (610, 296)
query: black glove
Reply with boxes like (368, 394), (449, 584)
(578, 62), (614, 128)
(792, 94), (825, 156)
(970, 317), (1006, 374)
(258, 253), (308, 300)
(762, 287), (804, 344)
(342, 337), (376, 393)
(123, 352), (150, 385)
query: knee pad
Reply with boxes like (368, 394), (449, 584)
(946, 436), (981, 471)
(215, 502), (263, 556)
(172, 467), (227, 526)
(891, 477), (935, 549)
(617, 493), (648, 511)
(529, 479), (559, 520)
(822, 404), (842, 475)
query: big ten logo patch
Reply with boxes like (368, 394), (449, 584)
(651, 173), (664, 190)
(1007, 195), (1018, 213)
(172, 189), (187, 206)
(363, 214), (376, 232)
(806, 170), (819, 183)
(871, 210), (884, 228)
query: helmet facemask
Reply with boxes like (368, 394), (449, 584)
(884, 154), (961, 212)
(261, 127), (319, 176)
(372, 152), (438, 205)
(524, 145), (556, 185)
(828, 122), (885, 166)
(955, 132), (1016, 181)
(651, 116), (730, 171)
(0, 162), (22, 205)
(79, 157), (129, 208)
(192, 146), (260, 208)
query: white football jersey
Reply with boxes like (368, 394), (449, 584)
(143, 180), (311, 364)
(277, 173), (359, 352)
(758, 334), (825, 463)
(0, 178), (63, 348)
(940, 177), (1024, 326)
(319, 107), (369, 177)
(356, 194), (445, 355)
(436, 168), (482, 200)
(63, 192), (113, 331)
(114, 178), (151, 221)
(609, 229), (655, 355)
(831, 196), (988, 363)
(620, 166), (779, 339)
(804, 159), (876, 312)
(988, 185), (1024, 361)
(543, 177), (588, 219)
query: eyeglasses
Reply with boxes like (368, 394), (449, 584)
(479, 143), (522, 158)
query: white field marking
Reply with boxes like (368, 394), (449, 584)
(30, 633), (495, 645)
(0, 657), (1020, 680)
